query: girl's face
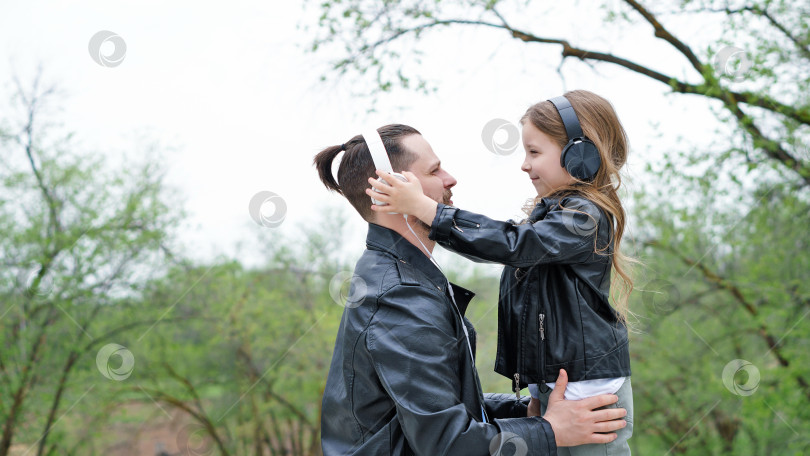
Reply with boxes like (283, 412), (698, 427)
(521, 122), (575, 197)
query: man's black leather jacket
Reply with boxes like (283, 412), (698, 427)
(321, 223), (557, 455)
(428, 195), (631, 390)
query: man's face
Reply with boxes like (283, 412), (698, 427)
(400, 135), (457, 228)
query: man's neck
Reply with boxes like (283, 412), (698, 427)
(372, 213), (435, 256)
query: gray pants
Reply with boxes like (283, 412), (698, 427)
(536, 377), (634, 455)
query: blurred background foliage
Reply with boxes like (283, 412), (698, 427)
(1, 0), (809, 454)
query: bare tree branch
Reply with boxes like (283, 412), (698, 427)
(623, 0), (704, 72)
(721, 5), (810, 60)
(329, 5), (810, 186)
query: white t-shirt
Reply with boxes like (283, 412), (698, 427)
(529, 377), (626, 401)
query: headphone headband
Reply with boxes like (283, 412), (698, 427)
(547, 96), (584, 140)
(362, 129), (394, 173)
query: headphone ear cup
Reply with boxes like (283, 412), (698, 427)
(370, 177), (390, 207)
(561, 139), (601, 181)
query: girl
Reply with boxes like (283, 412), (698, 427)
(366, 90), (636, 455)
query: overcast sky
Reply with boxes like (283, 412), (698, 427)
(0, 0), (726, 268)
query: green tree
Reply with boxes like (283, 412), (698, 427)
(90, 208), (356, 455)
(0, 71), (184, 456)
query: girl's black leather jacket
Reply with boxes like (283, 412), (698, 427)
(428, 196), (631, 391)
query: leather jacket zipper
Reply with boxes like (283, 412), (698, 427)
(538, 312), (550, 394)
(539, 313), (545, 341)
(453, 218), (480, 233)
(513, 373), (520, 400)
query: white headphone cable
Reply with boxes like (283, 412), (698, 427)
(403, 213), (488, 423)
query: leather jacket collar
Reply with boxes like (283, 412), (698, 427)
(528, 197), (561, 222)
(365, 222), (474, 316)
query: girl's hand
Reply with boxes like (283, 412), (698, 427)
(366, 170), (438, 224)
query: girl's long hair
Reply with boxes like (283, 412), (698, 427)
(521, 90), (639, 324)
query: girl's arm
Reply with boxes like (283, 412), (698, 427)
(427, 200), (605, 268)
(367, 170), (607, 268)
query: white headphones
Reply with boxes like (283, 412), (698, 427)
(363, 129), (409, 214)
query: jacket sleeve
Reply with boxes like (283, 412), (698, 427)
(428, 199), (604, 268)
(484, 393), (530, 419)
(368, 284), (557, 456)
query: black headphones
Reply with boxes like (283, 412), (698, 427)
(547, 95), (601, 181)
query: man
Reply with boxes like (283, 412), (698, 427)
(313, 124), (626, 455)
